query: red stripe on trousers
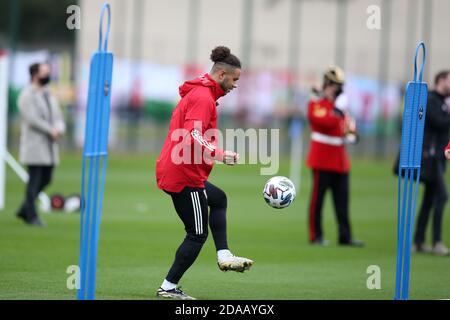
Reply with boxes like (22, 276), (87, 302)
(309, 170), (319, 241)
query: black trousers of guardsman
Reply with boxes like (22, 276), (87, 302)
(308, 169), (352, 244)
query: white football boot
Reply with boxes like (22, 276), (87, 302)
(218, 253), (254, 273)
(156, 287), (196, 300)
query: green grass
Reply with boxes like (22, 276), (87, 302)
(0, 153), (449, 300)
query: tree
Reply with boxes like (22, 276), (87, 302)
(0, 0), (77, 50)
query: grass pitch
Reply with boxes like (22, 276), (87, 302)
(0, 153), (449, 299)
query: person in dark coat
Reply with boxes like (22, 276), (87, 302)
(413, 70), (450, 255)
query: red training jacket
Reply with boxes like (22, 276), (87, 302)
(156, 74), (225, 193)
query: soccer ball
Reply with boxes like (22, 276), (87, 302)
(262, 176), (296, 209)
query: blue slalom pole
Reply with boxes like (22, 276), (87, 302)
(77, 2), (114, 300)
(394, 42), (427, 300)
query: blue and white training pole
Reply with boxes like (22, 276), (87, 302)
(77, 2), (113, 300)
(394, 42), (428, 300)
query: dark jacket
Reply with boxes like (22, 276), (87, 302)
(421, 90), (450, 180)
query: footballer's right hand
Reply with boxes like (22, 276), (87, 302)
(223, 150), (239, 165)
(445, 149), (450, 160)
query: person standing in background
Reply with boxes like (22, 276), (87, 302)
(413, 70), (450, 255)
(16, 62), (65, 226)
(306, 67), (363, 247)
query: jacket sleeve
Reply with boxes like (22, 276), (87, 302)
(17, 90), (53, 135)
(307, 101), (342, 130)
(426, 96), (450, 132)
(183, 96), (224, 162)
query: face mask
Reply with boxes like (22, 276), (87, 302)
(38, 76), (51, 86)
(334, 86), (343, 99)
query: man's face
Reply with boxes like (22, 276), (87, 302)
(324, 82), (343, 101)
(38, 64), (50, 80)
(34, 63), (51, 86)
(218, 68), (241, 95)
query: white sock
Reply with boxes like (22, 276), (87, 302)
(217, 249), (233, 262)
(161, 279), (177, 291)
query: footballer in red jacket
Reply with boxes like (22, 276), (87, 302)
(155, 46), (253, 300)
(306, 67), (363, 247)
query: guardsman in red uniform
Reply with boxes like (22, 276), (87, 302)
(306, 67), (363, 247)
